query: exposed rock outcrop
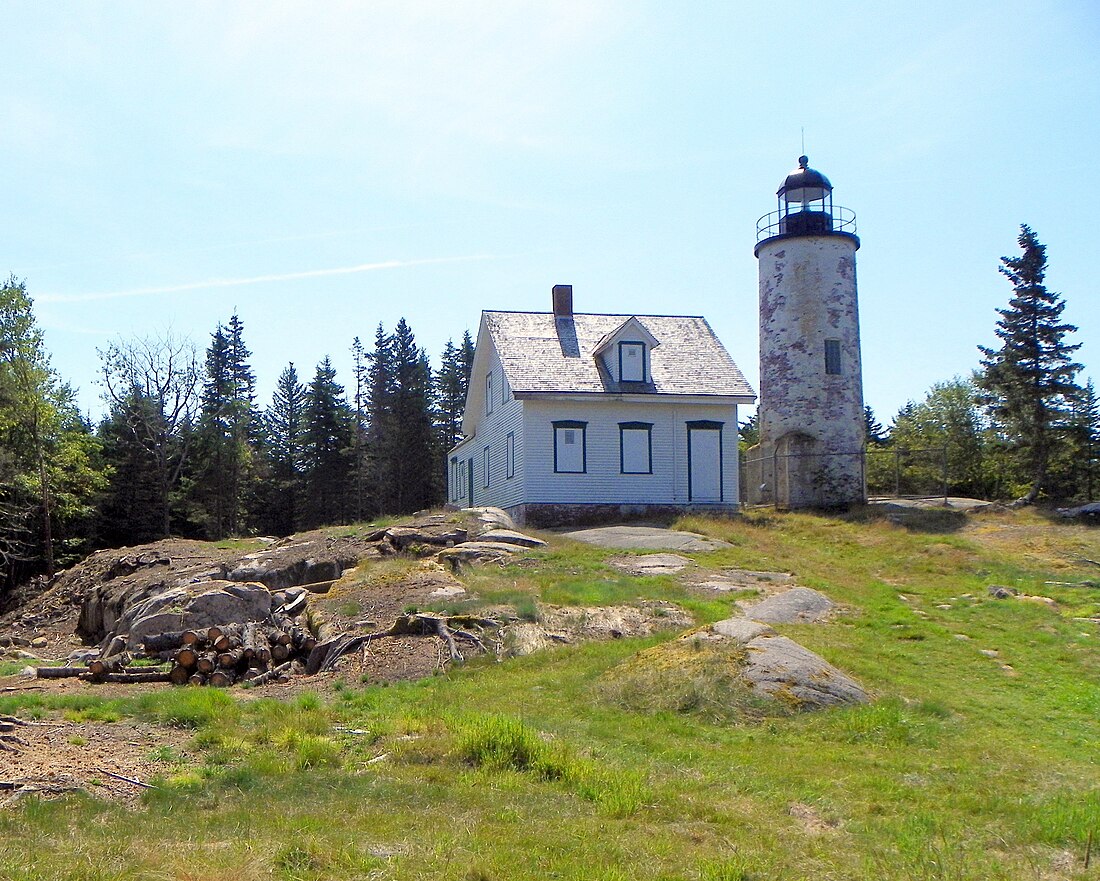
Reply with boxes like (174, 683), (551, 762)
(742, 587), (836, 624)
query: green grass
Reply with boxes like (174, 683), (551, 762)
(1, 508), (1098, 879)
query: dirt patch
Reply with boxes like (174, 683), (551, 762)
(788, 802), (841, 834)
(0, 716), (189, 806)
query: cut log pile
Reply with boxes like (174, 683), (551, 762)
(158, 621), (316, 687)
(36, 621), (317, 688)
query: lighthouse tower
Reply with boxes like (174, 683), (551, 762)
(745, 156), (865, 509)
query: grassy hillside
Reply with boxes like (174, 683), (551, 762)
(1, 508), (1097, 880)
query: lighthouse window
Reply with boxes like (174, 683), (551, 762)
(824, 339), (842, 375)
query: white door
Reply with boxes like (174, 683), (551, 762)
(688, 426), (722, 502)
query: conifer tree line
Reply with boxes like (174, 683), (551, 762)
(0, 273), (475, 592)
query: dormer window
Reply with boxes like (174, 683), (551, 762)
(619, 342), (646, 382)
(594, 316), (659, 386)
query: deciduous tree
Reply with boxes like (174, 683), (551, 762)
(98, 331), (200, 537)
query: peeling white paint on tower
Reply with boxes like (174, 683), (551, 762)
(743, 156), (865, 509)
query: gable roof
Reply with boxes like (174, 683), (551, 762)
(483, 311), (755, 398)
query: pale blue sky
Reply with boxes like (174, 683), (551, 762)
(3, 1), (1097, 423)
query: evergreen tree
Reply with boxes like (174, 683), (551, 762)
(738, 412), (759, 452)
(388, 319), (436, 514)
(365, 324), (395, 513)
(977, 225), (1082, 503)
(189, 315), (257, 538)
(95, 399), (164, 546)
(350, 337), (369, 521)
(458, 330), (475, 390)
(190, 325), (232, 537)
(434, 337), (471, 499)
(301, 357), (352, 528)
(257, 363), (307, 535)
(98, 331), (200, 537)
(435, 339), (466, 453)
(1066, 379), (1100, 501)
(864, 405), (887, 446)
(224, 313), (257, 533)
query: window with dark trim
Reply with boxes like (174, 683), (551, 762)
(824, 339), (842, 375)
(483, 446), (490, 487)
(553, 420), (587, 473)
(506, 432), (515, 478)
(485, 372), (494, 414)
(618, 341), (646, 382)
(450, 457), (458, 500)
(619, 421), (653, 474)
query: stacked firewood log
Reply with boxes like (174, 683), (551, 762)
(35, 619), (317, 687)
(153, 622), (317, 687)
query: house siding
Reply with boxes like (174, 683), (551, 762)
(448, 339), (525, 510)
(521, 398), (740, 506)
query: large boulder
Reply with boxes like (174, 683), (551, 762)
(106, 580), (275, 651)
(739, 634), (868, 708)
(477, 529), (547, 549)
(436, 541), (522, 567)
(460, 507), (517, 531)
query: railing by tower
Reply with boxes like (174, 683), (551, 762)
(756, 205), (857, 243)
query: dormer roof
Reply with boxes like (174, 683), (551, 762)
(592, 316), (661, 357)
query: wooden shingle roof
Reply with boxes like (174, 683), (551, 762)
(484, 311), (755, 398)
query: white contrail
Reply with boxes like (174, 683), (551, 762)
(40, 255), (490, 303)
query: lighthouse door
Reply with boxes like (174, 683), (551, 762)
(687, 422), (723, 502)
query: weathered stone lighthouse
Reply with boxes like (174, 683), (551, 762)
(744, 156), (865, 509)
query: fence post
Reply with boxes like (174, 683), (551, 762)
(772, 447), (779, 509)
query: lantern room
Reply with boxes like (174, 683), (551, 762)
(778, 155), (833, 234)
(754, 155), (858, 253)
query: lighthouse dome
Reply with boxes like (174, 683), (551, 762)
(779, 155), (831, 202)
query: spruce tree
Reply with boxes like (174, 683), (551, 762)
(190, 315), (257, 538)
(301, 357), (352, 528)
(435, 339), (465, 453)
(864, 406), (887, 447)
(1068, 379), (1099, 501)
(224, 314), (257, 533)
(259, 363), (307, 534)
(389, 319), (436, 514)
(977, 225), (1081, 503)
(191, 325), (231, 537)
(350, 337), (369, 521)
(365, 324), (395, 513)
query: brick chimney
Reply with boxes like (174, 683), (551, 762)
(552, 284), (573, 317)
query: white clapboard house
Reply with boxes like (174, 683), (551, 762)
(446, 285), (756, 526)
